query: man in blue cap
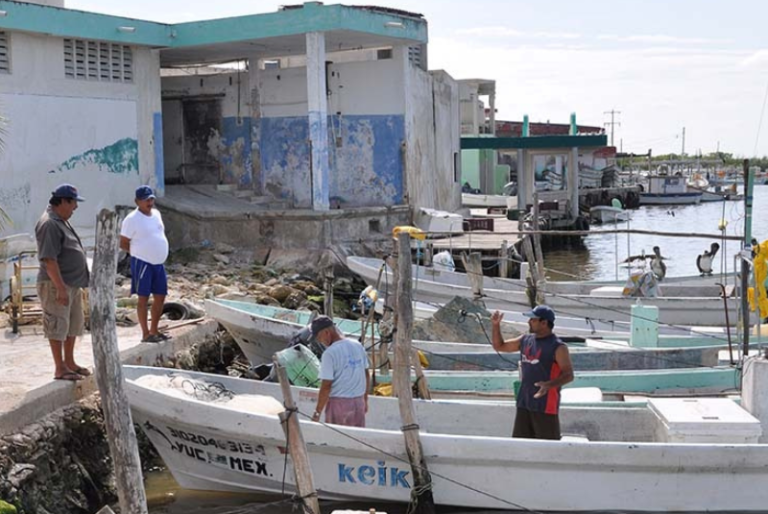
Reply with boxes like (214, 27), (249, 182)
(35, 184), (91, 381)
(490, 305), (574, 439)
(119, 185), (170, 343)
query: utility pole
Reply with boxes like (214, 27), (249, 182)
(681, 127), (686, 157)
(604, 109), (621, 147)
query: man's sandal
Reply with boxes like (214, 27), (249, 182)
(55, 372), (84, 381)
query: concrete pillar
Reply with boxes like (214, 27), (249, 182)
(517, 149), (528, 211)
(306, 32), (330, 211)
(741, 356), (768, 443)
(570, 147), (580, 219)
(247, 55), (263, 195)
(489, 91), (496, 136)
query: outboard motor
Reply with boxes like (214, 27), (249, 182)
(289, 323), (326, 358)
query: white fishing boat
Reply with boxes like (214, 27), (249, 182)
(347, 256), (740, 326)
(639, 176), (702, 205)
(461, 193), (517, 209)
(589, 205), (630, 224)
(125, 365), (768, 512)
(205, 299), (723, 371)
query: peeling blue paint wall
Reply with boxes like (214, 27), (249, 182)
(260, 116), (311, 207)
(221, 116), (253, 187)
(330, 115), (404, 206)
(260, 115), (404, 209)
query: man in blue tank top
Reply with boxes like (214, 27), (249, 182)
(491, 305), (574, 439)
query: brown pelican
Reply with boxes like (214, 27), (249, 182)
(696, 242), (720, 276)
(650, 246), (667, 281)
(623, 246), (667, 281)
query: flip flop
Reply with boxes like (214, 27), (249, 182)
(55, 372), (84, 381)
(157, 333), (171, 341)
(73, 366), (92, 376)
(142, 334), (163, 343)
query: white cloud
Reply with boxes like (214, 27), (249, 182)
(598, 34), (729, 45)
(456, 26), (580, 40)
(741, 49), (768, 67)
(429, 36), (764, 155)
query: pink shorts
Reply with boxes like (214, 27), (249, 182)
(325, 396), (366, 427)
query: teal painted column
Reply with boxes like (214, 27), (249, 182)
(571, 147), (579, 219)
(306, 31), (330, 211)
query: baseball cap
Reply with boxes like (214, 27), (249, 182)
(523, 305), (556, 323)
(51, 184), (85, 202)
(135, 185), (156, 201)
(310, 316), (335, 338)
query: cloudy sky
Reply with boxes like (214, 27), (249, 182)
(69, 0), (768, 157)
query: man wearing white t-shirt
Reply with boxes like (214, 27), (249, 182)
(310, 316), (370, 427)
(119, 186), (170, 343)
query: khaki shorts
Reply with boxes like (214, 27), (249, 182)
(37, 281), (85, 341)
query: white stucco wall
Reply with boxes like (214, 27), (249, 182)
(431, 70), (462, 212)
(403, 51), (462, 212)
(259, 58), (405, 117)
(0, 30), (161, 245)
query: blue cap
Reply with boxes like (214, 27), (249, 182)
(135, 185), (155, 201)
(310, 316), (335, 338)
(523, 305), (556, 323)
(51, 184), (85, 202)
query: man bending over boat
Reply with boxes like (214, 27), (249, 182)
(310, 316), (371, 427)
(491, 306), (574, 440)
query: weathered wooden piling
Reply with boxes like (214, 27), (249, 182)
(273, 358), (321, 514)
(394, 233), (436, 514)
(90, 209), (148, 514)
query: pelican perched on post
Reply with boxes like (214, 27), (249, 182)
(622, 246), (668, 281)
(696, 242), (720, 276)
(650, 246), (667, 281)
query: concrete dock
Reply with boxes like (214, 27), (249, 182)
(0, 318), (218, 436)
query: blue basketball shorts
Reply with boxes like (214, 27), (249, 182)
(130, 257), (168, 297)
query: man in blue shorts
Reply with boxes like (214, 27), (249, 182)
(120, 186), (170, 343)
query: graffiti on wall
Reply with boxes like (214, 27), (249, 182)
(50, 138), (139, 175)
(0, 93), (140, 238)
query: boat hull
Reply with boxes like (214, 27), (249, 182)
(589, 206), (630, 224)
(206, 299), (723, 370)
(638, 192), (702, 205)
(348, 257), (738, 326)
(125, 366), (768, 512)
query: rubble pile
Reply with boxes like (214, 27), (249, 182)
(147, 244), (366, 320)
(0, 398), (115, 514)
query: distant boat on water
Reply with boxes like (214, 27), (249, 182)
(639, 175), (702, 205)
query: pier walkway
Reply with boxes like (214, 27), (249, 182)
(0, 319), (217, 435)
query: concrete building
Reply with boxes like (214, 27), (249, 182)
(0, 1), (461, 260)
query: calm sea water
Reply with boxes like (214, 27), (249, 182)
(545, 184), (768, 282)
(145, 187), (768, 513)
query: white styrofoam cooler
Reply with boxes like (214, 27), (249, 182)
(649, 398), (762, 444)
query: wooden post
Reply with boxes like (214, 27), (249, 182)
(521, 236), (542, 306)
(394, 233), (436, 514)
(90, 209), (148, 514)
(532, 192), (546, 281)
(324, 265), (334, 317)
(460, 252), (484, 301)
(273, 358), (321, 514)
(500, 240), (509, 279)
(412, 349), (431, 400)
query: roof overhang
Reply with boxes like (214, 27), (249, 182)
(461, 135), (608, 150)
(0, 1), (428, 66)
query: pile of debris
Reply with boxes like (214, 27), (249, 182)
(144, 243), (366, 320)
